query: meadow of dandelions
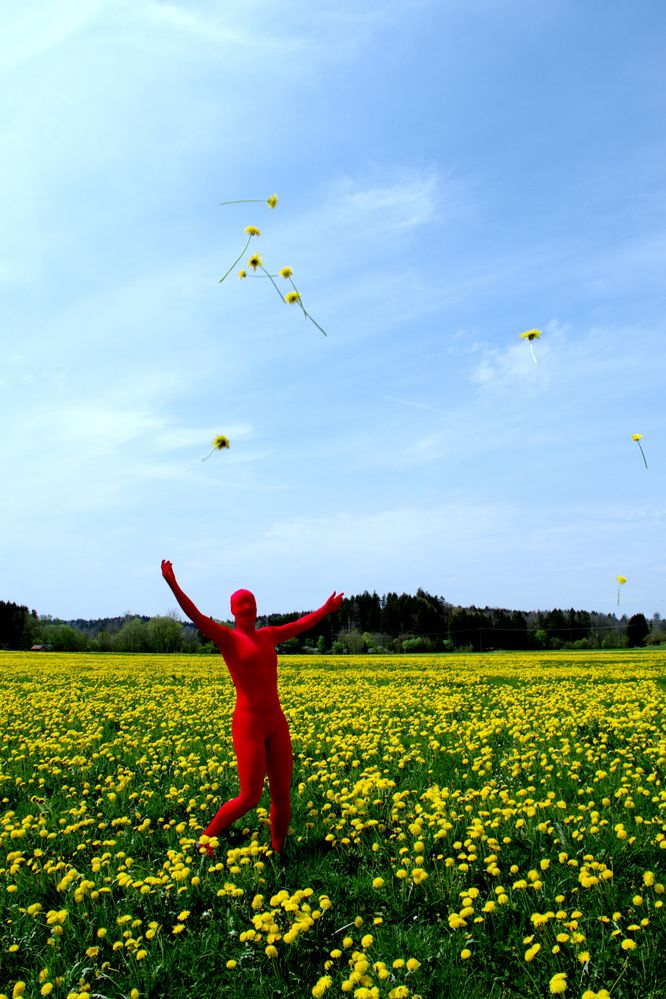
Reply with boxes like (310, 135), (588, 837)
(1, 649), (665, 999)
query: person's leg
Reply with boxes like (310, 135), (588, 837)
(265, 716), (293, 853)
(203, 712), (266, 840)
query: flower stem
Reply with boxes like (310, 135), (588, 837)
(201, 449), (215, 462)
(218, 199), (264, 206)
(529, 342), (537, 364)
(304, 310), (328, 337)
(637, 441), (648, 469)
(219, 235), (252, 283)
(287, 277), (327, 335)
(260, 265), (286, 303)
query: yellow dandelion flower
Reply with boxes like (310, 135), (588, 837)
(372, 877), (384, 889)
(248, 253), (263, 271)
(226, 960), (237, 969)
(285, 291), (300, 304)
(244, 226), (261, 236)
(267, 194), (278, 208)
(265, 944), (278, 958)
(202, 435), (230, 462)
(520, 328), (542, 363)
(616, 575), (627, 605)
(460, 948), (472, 960)
(621, 938), (637, 951)
(239, 269), (247, 279)
(279, 266), (293, 278)
(312, 978), (333, 998)
(549, 972), (567, 994)
(406, 958), (421, 972)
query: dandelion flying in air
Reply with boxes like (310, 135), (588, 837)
(219, 226), (262, 284)
(279, 266), (328, 336)
(219, 193), (278, 209)
(217, 192), (329, 334)
(616, 575), (627, 606)
(520, 328), (542, 364)
(202, 435), (230, 462)
(237, 261), (328, 335)
(632, 433), (648, 469)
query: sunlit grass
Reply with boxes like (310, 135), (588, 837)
(1, 650), (665, 998)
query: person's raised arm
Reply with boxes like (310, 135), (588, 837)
(266, 591), (344, 644)
(161, 560), (230, 646)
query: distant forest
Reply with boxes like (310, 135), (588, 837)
(1, 591), (663, 653)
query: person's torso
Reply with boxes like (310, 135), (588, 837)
(221, 628), (281, 714)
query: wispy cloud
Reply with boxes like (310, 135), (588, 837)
(331, 172), (441, 229)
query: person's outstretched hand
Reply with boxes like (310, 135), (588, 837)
(161, 559), (176, 586)
(323, 591), (344, 614)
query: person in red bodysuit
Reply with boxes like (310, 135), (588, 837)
(161, 559), (343, 855)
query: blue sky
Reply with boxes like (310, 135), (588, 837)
(2, 0), (665, 621)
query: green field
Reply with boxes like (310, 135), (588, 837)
(1, 649), (665, 999)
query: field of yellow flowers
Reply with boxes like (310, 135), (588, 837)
(1, 649), (665, 999)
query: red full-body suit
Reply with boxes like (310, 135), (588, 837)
(161, 560), (342, 853)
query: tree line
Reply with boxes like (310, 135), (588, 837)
(1, 592), (663, 653)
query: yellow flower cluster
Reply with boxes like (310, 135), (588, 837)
(217, 193), (328, 336)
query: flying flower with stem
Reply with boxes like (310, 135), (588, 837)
(219, 194), (278, 209)
(632, 434), (648, 469)
(616, 576), (627, 606)
(279, 266), (328, 336)
(520, 328), (542, 364)
(253, 259), (288, 303)
(219, 226), (262, 284)
(240, 258), (328, 334)
(246, 254), (288, 305)
(202, 435), (230, 462)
